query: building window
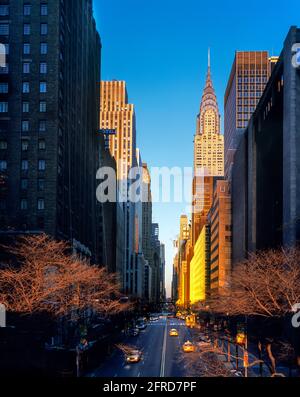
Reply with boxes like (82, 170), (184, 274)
(38, 160), (46, 171)
(23, 5), (31, 16)
(0, 102), (8, 113)
(4, 43), (9, 55)
(0, 83), (8, 93)
(22, 102), (29, 113)
(38, 179), (45, 191)
(39, 101), (46, 112)
(23, 43), (31, 55)
(0, 5), (9, 16)
(0, 24), (9, 36)
(21, 199), (28, 210)
(40, 43), (47, 55)
(22, 120), (29, 132)
(21, 140), (29, 151)
(21, 179), (28, 190)
(40, 4), (48, 16)
(0, 160), (7, 171)
(23, 62), (30, 74)
(23, 24), (31, 35)
(40, 62), (47, 74)
(22, 82), (30, 93)
(21, 160), (29, 171)
(38, 139), (46, 150)
(39, 82), (47, 93)
(40, 23), (48, 35)
(0, 140), (7, 150)
(0, 64), (9, 74)
(37, 199), (45, 210)
(39, 120), (46, 132)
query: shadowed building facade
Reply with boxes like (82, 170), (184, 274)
(0, 0), (102, 262)
(232, 26), (300, 265)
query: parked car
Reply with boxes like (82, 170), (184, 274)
(136, 322), (147, 331)
(125, 350), (142, 363)
(128, 327), (139, 337)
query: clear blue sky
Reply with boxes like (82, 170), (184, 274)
(94, 0), (298, 297)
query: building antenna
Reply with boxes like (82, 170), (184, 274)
(208, 47), (211, 69)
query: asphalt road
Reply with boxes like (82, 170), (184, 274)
(89, 317), (194, 377)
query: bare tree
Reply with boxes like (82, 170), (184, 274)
(0, 234), (130, 318)
(211, 248), (300, 317)
(210, 247), (300, 375)
(179, 346), (233, 377)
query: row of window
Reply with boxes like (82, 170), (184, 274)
(0, 43), (47, 56)
(0, 140), (45, 151)
(0, 101), (48, 114)
(237, 77), (268, 83)
(0, 62), (47, 75)
(20, 199), (45, 211)
(0, 120), (47, 132)
(0, 160), (46, 172)
(0, 4), (48, 17)
(0, 81), (47, 95)
(0, 23), (48, 36)
(22, 62), (47, 74)
(0, 159), (46, 171)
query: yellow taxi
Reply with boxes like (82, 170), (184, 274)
(182, 341), (196, 353)
(125, 350), (142, 363)
(169, 328), (179, 337)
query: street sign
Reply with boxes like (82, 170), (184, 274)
(98, 129), (117, 135)
(243, 351), (249, 368)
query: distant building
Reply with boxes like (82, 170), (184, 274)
(142, 163), (153, 301)
(151, 223), (161, 303)
(100, 80), (137, 293)
(190, 224), (211, 304)
(232, 26), (300, 264)
(100, 81), (137, 180)
(208, 180), (232, 295)
(159, 244), (166, 302)
(0, 0), (102, 262)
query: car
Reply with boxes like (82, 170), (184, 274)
(125, 350), (142, 363)
(128, 327), (139, 337)
(136, 322), (147, 331)
(169, 329), (179, 337)
(182, 341), (196, 353)
(149, 316), (158, 322)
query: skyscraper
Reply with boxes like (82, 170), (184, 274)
(224, 51), (273, 178)
(100, 80), (137, 294)
(192, 52), (224, 244)
(100, 81), (137, 180)
(142, 163), (153, 300)
(0, 0), (102, 262)
(232, 27), (300, 263)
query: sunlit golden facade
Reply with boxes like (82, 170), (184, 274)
(209, 180), (232, 295)
(190, 225), (210, 304)
(100, 81), (136, 179)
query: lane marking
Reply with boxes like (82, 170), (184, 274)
(160, 319), (168, 377)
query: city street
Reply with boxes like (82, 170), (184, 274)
(89, 317), (194, 377)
